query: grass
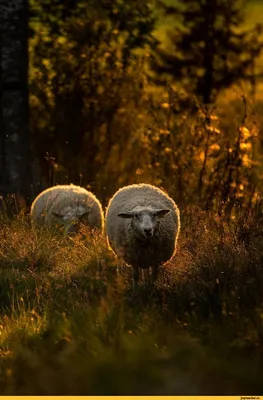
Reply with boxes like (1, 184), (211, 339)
(0, 205), (263, 395)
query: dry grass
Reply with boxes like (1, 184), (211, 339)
(0, 205), (263, 394)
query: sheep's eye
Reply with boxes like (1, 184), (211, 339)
(52, 212), (64, 219)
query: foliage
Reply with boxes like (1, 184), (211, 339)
(138, 87), (263, 215)
(29, 0), (157, 203)
(27, 0), (263, 215)
(149, 0), (263, 104)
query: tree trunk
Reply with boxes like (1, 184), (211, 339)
(202, 0), (215, 105)
(0, 0), (33, 205)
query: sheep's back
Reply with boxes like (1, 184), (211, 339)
(31, 186), (65, 225)
(31, 185), (103, 229)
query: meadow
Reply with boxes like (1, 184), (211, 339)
(0, 0), (263, 395)
(0, 201), (263, 395)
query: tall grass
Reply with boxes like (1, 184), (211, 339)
(0, 204), (263, 395)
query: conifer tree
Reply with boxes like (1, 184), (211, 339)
(150, 0), (263, 104)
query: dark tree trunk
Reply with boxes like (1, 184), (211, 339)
(202, 0), (215, 105)
(0, 0), (33, 204)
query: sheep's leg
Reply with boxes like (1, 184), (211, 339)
(117, 260), (125, 275)
(116, 257), (122, 275)
(160, 266), (165, 284)
(132, 266), (139, 289)
(151, 265), (159, 283)
(96, 257), (102, 276)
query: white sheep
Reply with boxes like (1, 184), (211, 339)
(105, 183), (180, 287)
(30, 184), (104, 234)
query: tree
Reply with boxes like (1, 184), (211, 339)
(29, 0), (157, 202)
(150, 0), (263, 104)
(0, 0), (33, 203)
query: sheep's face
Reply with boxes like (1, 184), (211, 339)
(117, 206), (170, 239)
(52, 205), (90, 234)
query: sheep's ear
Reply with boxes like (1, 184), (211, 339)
(154, 209), (171, 218)
(52, 212), (64, 218)
(117, 211), (134, 219)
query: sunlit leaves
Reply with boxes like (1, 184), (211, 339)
(140, 85), (263, 214)
(29, 0), (156, 195)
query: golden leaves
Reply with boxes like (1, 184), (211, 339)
(239, 125), (250, 138)
(205, 125), (221, 134)
(159, 129), (170, 135)
(160, 102), (170, 109)
(209, 143), (220, 152)
(240, 142), (252, 151)
(42, 58), (50, 67)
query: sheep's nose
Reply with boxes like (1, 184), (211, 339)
(68, 223), (79, 233)
(144, 228), (153, 237)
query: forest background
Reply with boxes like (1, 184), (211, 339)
(1, 0), (263, 214)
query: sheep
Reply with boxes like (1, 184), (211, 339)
(30, 184), (104, 235)
(105, 183), (180, 288)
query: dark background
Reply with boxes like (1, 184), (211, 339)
(1, 0), (263, 215)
